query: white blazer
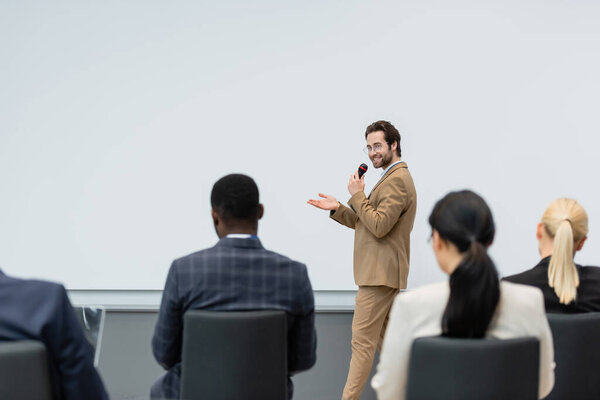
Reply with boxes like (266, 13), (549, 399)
(371, 281), (555, 400)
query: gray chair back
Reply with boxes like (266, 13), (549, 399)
(545, 313), (600, 400)
(406, 336), (539, 400)
(180, 310), (287, 400)
(0, 340), (54, 400)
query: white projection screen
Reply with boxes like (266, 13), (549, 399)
(1, 1), (600, 290)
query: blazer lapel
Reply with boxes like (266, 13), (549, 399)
(369, 162), (407, 198)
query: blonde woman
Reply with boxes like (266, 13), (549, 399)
(504, 198), (600, 313)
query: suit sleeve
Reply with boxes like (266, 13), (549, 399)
(330, 203), (359, 229)
(348, 174), (407, 238)
(288, 264), (317, 374)
(371, 294), (413, 400)
(152, 262), (184, 369)
(42, 285), (108, 400)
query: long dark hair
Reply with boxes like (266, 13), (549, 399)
(429, 190), (499, 338)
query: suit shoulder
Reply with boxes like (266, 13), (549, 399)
(385, 165), (416, 193)
(258, 250), (310, 287)
(173, 246), (214, 261)
(580, 265), (600, 278)
(387, 166), (411, 181)
(501, 280), (543, 297)
(0, 275), (66, 308)
(168, 246), (219, 270)
(389, 164), (414, 179)
(390, 282), (449, 329)
(499, 281), (544, 310)
(5, 275), (64, 293)
(397, 281), (449, 308)
(262, 249), (307, 270)
(578, 266), (600, 291)
(173, 244), (306, 267)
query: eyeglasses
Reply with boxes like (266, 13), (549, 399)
(363, 143), (385, 155)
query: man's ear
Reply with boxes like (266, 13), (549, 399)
(211, 209), (219, 226)
(391, 141), (397, 152)
(576, 235), (587, 252)
(258, 204), (264, 220)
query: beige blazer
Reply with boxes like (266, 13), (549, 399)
(331, 162), (416, 289)
(371, 281), (555, 400)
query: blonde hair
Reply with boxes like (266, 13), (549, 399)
(542, 198), (589, 304)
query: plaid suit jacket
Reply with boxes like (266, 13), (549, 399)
(151, 237), (316, 398)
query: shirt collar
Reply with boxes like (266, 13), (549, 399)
(380, 160), (404, 178)
(225, 233), (259, 239)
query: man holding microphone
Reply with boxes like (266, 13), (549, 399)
(308, 120), (417, 400)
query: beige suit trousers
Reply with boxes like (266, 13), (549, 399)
(342, 286), (399, 400)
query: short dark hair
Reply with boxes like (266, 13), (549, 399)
(210, 174), (260, 222)
(365, 120), (401, 157)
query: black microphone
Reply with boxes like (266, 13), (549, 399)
(358, 163), (368, 178)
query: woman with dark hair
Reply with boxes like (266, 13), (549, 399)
(371, 190), (554, 400)
(504, 198), (600, 312)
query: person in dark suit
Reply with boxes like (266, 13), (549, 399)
(0, 271), (109, 400)
(151, 174), (317, 400)
(504, 198), (600, 313)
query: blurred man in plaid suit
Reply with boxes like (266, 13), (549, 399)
(151, 173), (316, 399)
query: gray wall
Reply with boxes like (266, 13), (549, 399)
(97, 310), (378, 400)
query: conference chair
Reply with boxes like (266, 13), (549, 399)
(544, 313), (600, 400)
(180, 310), (287, 400)
(405, 336), (539, 400)
(0, 340), (54, 400)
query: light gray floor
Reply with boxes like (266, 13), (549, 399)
(97, 311), (378, 400)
